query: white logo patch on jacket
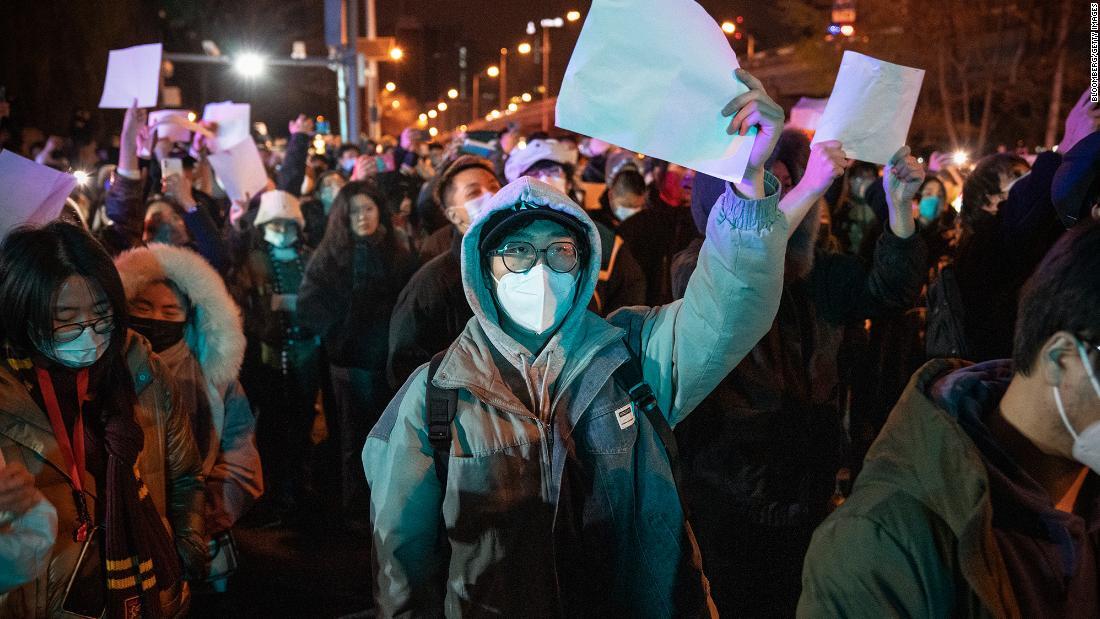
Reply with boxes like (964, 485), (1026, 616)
(615, 403), (635, 430)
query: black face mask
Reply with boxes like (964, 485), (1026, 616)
(128, 316), (186, 353)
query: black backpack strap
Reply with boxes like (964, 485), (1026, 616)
(426, 351), (456, 488)
(611, 345), (687, 507)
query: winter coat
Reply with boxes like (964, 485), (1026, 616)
(0, 331), (203, 617)
(0, 449), (56, 593)
(671, 202), (926, 529)
(363, 174), (789, 617)
(617, 202), (698, 306)
(387, 226), (470, 389)
(955, 151), (1063, 362)
(797, 358), (1100, 617)
(299, 234), (418, 370)
(115, 243), (263, 533)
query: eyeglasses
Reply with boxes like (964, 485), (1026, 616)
(53, 315), (115, 344)
(487, 241), (579, 274)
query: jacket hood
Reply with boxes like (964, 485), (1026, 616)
(461, 176), (604, 362)
(114, 243), (246, 387)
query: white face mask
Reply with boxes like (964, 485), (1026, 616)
(40, 329), (110, 369)
(493, 263), (576, 336)
(264, 226), (297, 249)
(1053, 339), (1100, 473)
(463, 191), (495, 224)
(613, 205), (642, 222)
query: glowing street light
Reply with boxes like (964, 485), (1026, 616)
(507, 102), (519, 112)
(521, 92), (532, 102)
(186, 111), (197, 122)
(418, 113), (428, 122)
(721, 21), (736, 34)
(428, 127), (439, 137)
(73, 170), (90, 186)
(952, 150), (969, 166)
(233, 52), (266, 78)
(839, 24), (855, 36)
(437, 101), (448, 111)
(447, 88), (459, 99)
(487, 65), (500, 78)
(391, 100), (400, 109)
(518, 42), (532, 55)
(566, 10), (581, 22)
(389, 47), (404, 61)
(427, 109), (438, 119)
(385, 81), (397, 92)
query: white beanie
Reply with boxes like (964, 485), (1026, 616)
(504, 139), (580, 183)
(254, 190), (305, 228)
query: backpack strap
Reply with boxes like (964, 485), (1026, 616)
(426, 351), (456, 488)
(611, 344), (687, 509)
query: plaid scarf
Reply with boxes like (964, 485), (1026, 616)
(6, 350), (183, 617)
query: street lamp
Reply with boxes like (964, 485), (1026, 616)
(385, 81), (396, 92)
(418, 113), (428, 122)
(437, 102), (448, 111)
(518, 42), (532, 55)
(566, 10), (581, 22)
(389, 47), (404, 61)
(721, 21), (736, 34)
(428, 127), (439, 137)
(472, 67), (500, 118)
(427, 109), (438, 119)
(234, 52), (266, 78)
(521, 92), (532, 102)
(447, 88), (459, 99)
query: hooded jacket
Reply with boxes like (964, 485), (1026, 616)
(115, 243), (263, 532)
(363, 174), (789, 617)
(799, 359), (1100, 618)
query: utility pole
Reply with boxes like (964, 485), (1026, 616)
(541, 26), (551, 131)
(345, 0), (362, 144)
(364, 0), (381, 141)
(499, 47), (508, 112)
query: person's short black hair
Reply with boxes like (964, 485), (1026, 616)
(338, 143), (362, 157)
(610, 169), (646, 197)
(428, 142), (444, 151)
(1013, 219), (1100, 374)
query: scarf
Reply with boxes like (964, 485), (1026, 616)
(5, 347), (183, 618)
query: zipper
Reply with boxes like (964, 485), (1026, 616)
(535, 417), (553, 501)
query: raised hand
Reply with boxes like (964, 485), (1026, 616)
(289, 114), (315, 136)
(722, 68), (785, 198)
(1059, 88), (1100, 154)
(883, 146), (923, 238)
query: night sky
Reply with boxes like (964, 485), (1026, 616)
(0, 0), (822, 141)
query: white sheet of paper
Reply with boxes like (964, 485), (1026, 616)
(149, 109), (194, 142)
(207, 139), (267, 202)
(812, 51), (925, 165)
(98, 43), (162, 109)
(788, 97), (829, 131)
(556, 0), (754, 184)
(203, 102), (251, 152)
(0, 151), (78, 239)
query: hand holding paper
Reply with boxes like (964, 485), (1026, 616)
(207, 139), (268, 202)
(556, 0), (756, 183)
(722, 68), (785, 197)
(98, 43), (162, 109)
(203, 102), (251, 152)
(812, 51), (925, 165)
(883, 145), (923, 239)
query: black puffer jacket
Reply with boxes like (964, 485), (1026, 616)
(386, 228), (469, 388)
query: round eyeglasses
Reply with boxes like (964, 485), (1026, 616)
(487, 241), (579, 274)
(53, 315), (115, 344)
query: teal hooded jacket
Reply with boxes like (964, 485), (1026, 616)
(364, 174), (788, 617)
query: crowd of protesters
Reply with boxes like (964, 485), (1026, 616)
(0, 53), (1098, 617)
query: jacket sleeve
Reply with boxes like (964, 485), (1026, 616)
(999, 151), (1061, 247)
(603, 240), (647, 314)
(277, 132), (311, 197)
(182, 206), (231, 274)
(815, 230), (927, 326)
(610, 172), (788, 427)
(158, 362), (210, 580)
(204, 380), (263, 534)
(298, 250), (350, 340)
(98, 173), (147, 255)
(798, 512), (950, 618)
(362, 367), (447, 617)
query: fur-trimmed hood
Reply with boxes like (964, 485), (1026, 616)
(114, 243), (245, 387)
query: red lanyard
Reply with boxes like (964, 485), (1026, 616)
(35, 367), (92, 541)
